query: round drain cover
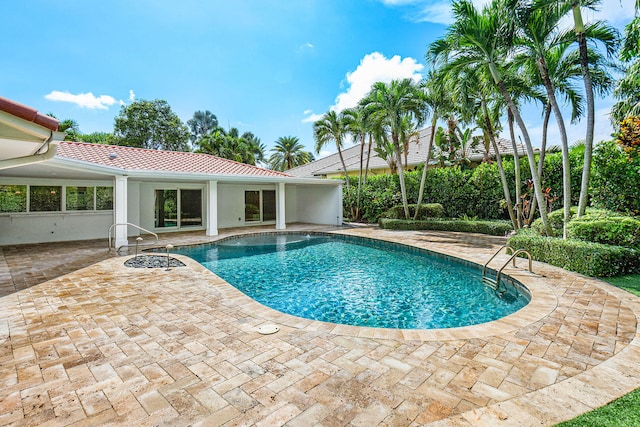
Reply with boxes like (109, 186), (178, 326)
(256, 324), (280, 335)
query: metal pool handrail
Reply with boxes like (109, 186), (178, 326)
(108, 223), (159, 253)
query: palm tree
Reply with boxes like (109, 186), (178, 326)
(612, 1), (640, 123)
(268, 136), (313, 171)
(414, 72), (447, 220)
(343, 106), (371, 221)
(187, 110), (218, 145)
(362, 79), (427, 219)
(429, 0), (553, 235)
(313, 110), (352, 211)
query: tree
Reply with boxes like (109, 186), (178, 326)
(268, 136), (313, 171)
(80, 132), (115, 145)
(361, 79), (427, 219)
(113, 99), (190, 151)
(187, 110), (218, 145)
(343, 105), (373, 221)
(194, 127), (264, 165)
(429, 0), (553, 235)
(314, 110), (351, 195)
(612, 1), (640, 122)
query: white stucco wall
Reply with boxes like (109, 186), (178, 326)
(296, 184), (343, 226)
(285, 186), (298, 223)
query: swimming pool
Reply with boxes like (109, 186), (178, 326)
(176, 233), (530, 329)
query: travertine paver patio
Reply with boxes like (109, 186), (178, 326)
(1, 226), (640, 426)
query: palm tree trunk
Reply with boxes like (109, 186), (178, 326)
(489, 62), (553, 235)
(483, 102), (517, 230)
(414, 117), (437, 220)
(507, 109), (522, 229)
(355, 134), (365, 221)
(392, 135), (410, 219)
(364, 135), (373, 184)
(575, 9), (594, 217)
(336, 145), (353, 218)
(527, 103), (551, 226)
(539, 59), (571, 239)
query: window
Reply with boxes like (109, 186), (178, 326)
(154, 188), (202, 229)
(66, 186), (95, 210)
(0, 185), (27, 213)
(263, 190), (276, 221)
(30, 186), (61, 212)
(96, 187), (113, 210)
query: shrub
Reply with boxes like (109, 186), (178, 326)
(530, 207), (620, 236)
(383, 203), (444, 220)
(379, 218), (513, 236)
(591, 139), (640, 215)
(508, 231), (640, 277)
(567, 218), (640, 249)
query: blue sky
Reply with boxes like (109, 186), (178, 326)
(1, 0), (634, 158)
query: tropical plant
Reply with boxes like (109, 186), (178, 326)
(429, 0), (553, 234)
(361, 79), (427, 219)
(195, 127), (264, 165)
(343, 105), (371, 221)
(313, 110), (352, 200)
(612, 1), (640, 123)
(268, 136), (313, 171)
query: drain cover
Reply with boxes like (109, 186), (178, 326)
(256, 324), (280, 335)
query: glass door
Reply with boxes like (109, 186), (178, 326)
(180, 189), (202, 227)
(155, 190), (178, 228)
(262, 190), (276, 221)
(245, 191), (261, 222)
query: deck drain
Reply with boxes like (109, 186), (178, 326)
(256, 324), (280, 335)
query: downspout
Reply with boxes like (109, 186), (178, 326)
(0, 140), (58, 171)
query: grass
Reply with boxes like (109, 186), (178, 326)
(556, 274), (640, 426)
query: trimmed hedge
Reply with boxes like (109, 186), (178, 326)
(508, 232), (640, 277)
(567, 218), (640, 249)
(379, 218), (513, 236)
(383, 203), (444, 220)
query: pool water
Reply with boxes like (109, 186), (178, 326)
(176, 233), (530, 329)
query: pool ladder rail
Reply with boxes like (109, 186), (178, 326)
(108, 223), (159, 254)
(482, 245), (533, 292)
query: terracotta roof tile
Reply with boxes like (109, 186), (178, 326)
(57, 141), (292, 178)
(0, 96), (59, 131)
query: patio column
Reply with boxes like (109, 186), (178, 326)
(276, 182), (286, 230)
(206, 180), (218, 236)
(114, 175), (128, 248)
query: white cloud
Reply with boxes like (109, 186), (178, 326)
(318, 150), (333, 159)
(128, 90), (135, 101)
(301, 111), (324, 123)
(331, 52), (424, 112)
(44, 91), (117, 110)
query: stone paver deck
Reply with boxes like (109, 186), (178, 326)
(1, 225), (639, 426)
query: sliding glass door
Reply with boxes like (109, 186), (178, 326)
(245, 189), (276, 223)
(155, 188), (202, 229)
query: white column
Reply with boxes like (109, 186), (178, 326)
(206, 180), (218, 236)
(114, 175), (128, 248)
(276, 182), (286, 230)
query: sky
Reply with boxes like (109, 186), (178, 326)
(1, 0), (635, 159)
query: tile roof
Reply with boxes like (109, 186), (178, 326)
(288, 127), (531, 177)
(56, 141), (292, 178)
(0, 96), (59, 131)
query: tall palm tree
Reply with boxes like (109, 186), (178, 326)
(187, 110), (218, 145)
(414, 72), (446, 220)
(313, 110), (351, 195)
(268, 136), (313, 171)
(362, 79), (427, 219)
(429, 0), (553, 234)
(612, 1), (640, 123)
(343, 106), (371, 221)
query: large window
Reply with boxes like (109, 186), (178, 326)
(0, 185), (27, 213)
(155, 188), (202, 229)
(66, 186), (94, 210)
(30, 186), (62, 212)
(0, 184), (113, 213)
(245, 190), (277, 223)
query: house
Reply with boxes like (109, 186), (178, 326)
(0, 96), (342, 247)
(287, 127), (528, 178)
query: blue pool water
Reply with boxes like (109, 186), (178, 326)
(176, 233), (530, 329)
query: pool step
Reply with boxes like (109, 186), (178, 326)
(482, 276), (499, 291)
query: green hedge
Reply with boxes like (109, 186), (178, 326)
(567, 218), (640, 249)
(508, 232), (640, 277)
(379, 218), (513, 236)
(383, 203), (444, 220)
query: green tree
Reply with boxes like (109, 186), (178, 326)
(268, 136), (313, 171)
(429, 0), (553, 234)
(612, 1), (640, 122)
(80, 132), (115, 145)
(113, 99), (190, 151)
(361, 79), (427, 219)
(314, 110), (351, 194)
(195, 127), (264, 165)
(187, 110), (218, 145)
